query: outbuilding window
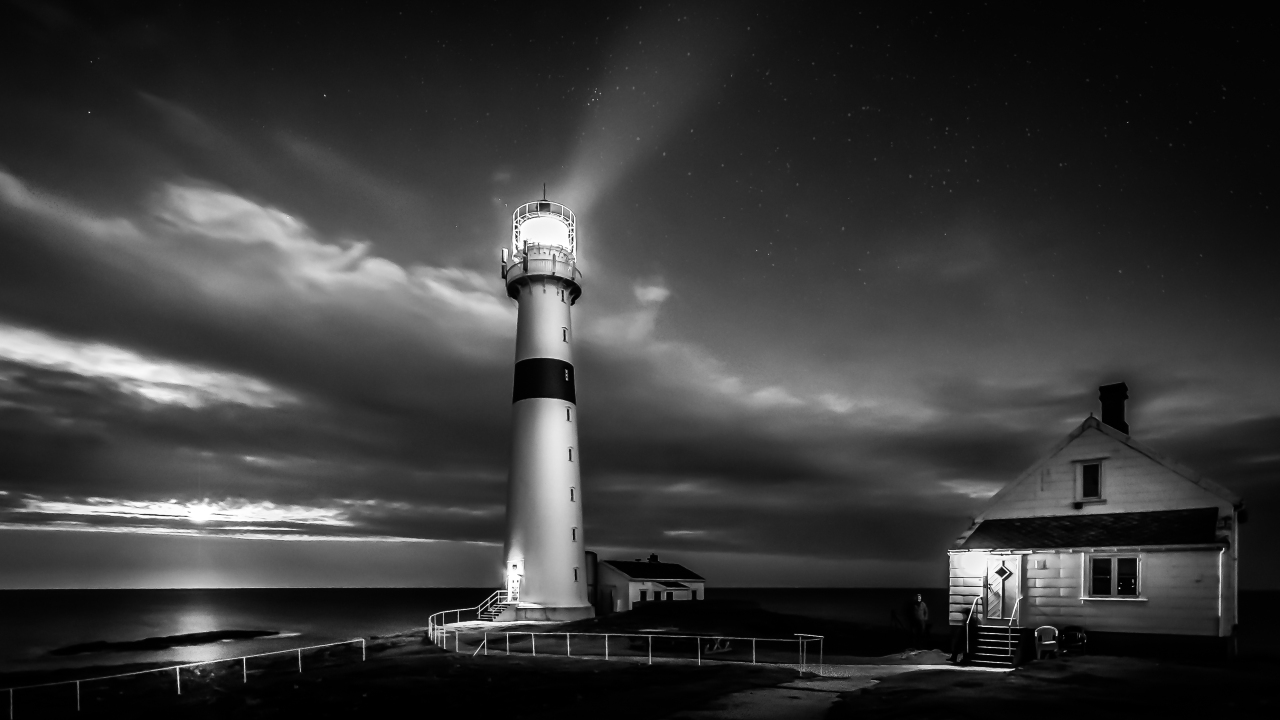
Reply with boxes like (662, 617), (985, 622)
(1089, 555), (1140, 597)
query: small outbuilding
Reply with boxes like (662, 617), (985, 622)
(596, 554), (706, 614)
(949, 382), (1245, 661)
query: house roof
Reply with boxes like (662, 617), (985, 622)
(958, 507), (1223, 550)
(955, 416), (1243, 548)
(601, 560), (705, 581)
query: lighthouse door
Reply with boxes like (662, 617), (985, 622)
(507, 566), (522, 602)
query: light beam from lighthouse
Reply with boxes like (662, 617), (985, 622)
(497, 199), (594, 621)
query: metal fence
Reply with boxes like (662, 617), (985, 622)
(434, 629), (825, 675)
(0, 637), (365, 719)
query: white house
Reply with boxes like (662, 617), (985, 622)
(596, 555), (706, 614)
(949, 383), (1245, 661)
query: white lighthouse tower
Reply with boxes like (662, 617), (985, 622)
(496, 199), (594, 621)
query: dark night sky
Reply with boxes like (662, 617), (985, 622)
(0, 2), (1276, 589)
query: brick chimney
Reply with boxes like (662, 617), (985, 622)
(1099, 382), (1129, 434)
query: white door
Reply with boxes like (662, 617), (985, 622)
(507, 564), (522, 601)
(985, 557), (1021, 621)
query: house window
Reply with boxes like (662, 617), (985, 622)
(665, 592), (673, 601)
(693, 589), (699, 600)
(1082, 463), (1101, 499)
(1090, 556), (1140, 597)
(640, 590), (648, 601)
(1075, 460), (1106, 503)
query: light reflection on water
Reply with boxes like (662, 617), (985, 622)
(0, 588), (493, 674)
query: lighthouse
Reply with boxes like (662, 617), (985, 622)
(496, 199), (594, 621)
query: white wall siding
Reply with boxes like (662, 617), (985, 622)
(1015, 550), (1224, 636)
(982, 427), (1232, 520)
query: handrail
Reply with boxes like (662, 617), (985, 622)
(1007, 596), (1022, 627)
(427, 590), (510, 645)
(965, 596), (980, 656)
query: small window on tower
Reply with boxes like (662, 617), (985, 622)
(569, 487), (575, 502)
(564, 369), (570, 381)
(568, 447), (574, 462)
(566, 407), (572, 422)
(573, 567), (579, 582)
(562, 327), (568, 342)
(571, 527), (577, 542)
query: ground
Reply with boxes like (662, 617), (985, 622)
(4, 601), (1277, 719)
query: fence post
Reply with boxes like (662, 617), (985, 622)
(820, 638), (824, 676)
(532, 633), (537, 657)
(566, 633), (571, 658)
(176, 668), (181, 695)
(752, 639), (756, 664)
(605, 634), (609, 660)
(648, 635), (652, 665)
(484, 632), (489, 656)
(506, 633), (510, 655)
(361, 638), (366, 662)
(243, 657), (247, 683)
(9, 687), (12, 720)
(697, 638), (701, 666)
(298, 649), (302, 673)
(76, 681), (80, 712)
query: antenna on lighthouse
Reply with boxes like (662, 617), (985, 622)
(542, 183), (547, 201)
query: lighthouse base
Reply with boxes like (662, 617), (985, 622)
(495, 603), (595, 622)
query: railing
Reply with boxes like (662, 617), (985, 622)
(965, 596), (981, 655)
(427, 590), (510, 645)
(1007, 597), (1022, 627)
(0, 637), (365, 718)
(431, 629), (825, 676)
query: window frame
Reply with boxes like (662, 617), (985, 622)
(1085, 553), (1145, 600)
(1074, 458), (1109, 504)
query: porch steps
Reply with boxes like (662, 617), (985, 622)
(971, 625), (1022, 667)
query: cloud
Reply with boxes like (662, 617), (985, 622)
(0, 323), (291, 409)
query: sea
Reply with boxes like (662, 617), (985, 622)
(2, 587), (1274, 674)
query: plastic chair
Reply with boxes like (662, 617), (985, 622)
(1059, 626), (1088, 655)
(1034, 626), (1059, 659)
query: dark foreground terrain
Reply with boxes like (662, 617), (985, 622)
(830, 654), (1278, 720)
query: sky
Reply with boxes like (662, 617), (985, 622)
(0, 2), (1276, 589)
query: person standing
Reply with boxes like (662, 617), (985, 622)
(909, 593), (930, 649)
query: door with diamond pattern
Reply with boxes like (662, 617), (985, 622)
(985, 556), (1021, 621)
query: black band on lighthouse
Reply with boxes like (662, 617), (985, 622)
(512, 358), (576, 404)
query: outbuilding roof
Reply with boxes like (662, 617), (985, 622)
(958, 507), (1223, 550)
(601, 560), (705, 581)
